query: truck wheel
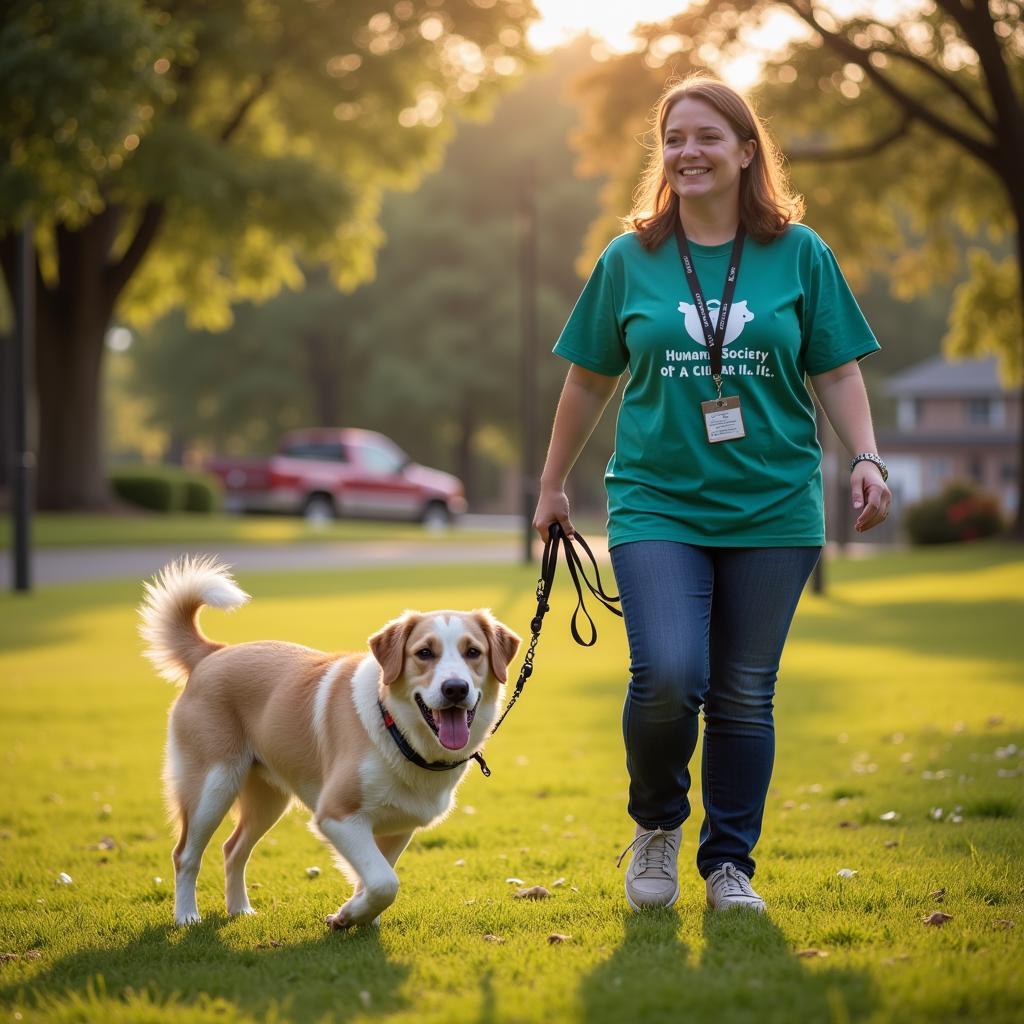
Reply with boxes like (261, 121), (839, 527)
(421, 500), (451, 531)
(303, 493), (337, 524)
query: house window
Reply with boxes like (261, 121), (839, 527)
(968, 457), (984, 483)
(967, 398), (992, 425)
(1003, 461), (1018, 482)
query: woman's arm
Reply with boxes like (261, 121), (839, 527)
(809, 359), (892, 533)
(532, 363), (622, 539)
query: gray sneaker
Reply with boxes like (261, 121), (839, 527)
(617, 824), (681, 911)
(705, 862), (766, 913)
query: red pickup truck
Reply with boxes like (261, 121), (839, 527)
(206, 428), (467, 527)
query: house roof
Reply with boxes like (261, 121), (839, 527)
(882, 356), (1010, 397)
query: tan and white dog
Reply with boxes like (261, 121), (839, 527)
(139, 556), (520, 929)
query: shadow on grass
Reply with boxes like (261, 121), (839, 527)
(1, 918), (410, 1022)
(580, 906), (875, 1024)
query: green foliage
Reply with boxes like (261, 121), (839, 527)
(1, 548), (1024, 1022)
(947, 250), (1023, 385)
(904, 480), (1005, 545)
(1, 0), (536, 316)
(122, 42), (613, 505)
(109, 465), (222, 514)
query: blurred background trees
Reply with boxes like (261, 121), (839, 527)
(0, 0), (533, 508)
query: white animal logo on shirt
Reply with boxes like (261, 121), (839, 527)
(677, 299), (754, 347)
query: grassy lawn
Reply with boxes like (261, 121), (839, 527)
(1, 543), (1022, 1023)
(0, 513), (524, 549)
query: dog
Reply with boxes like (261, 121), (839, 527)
(138, 556), (520, 929)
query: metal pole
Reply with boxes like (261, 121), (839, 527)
(519, 163), (538, 565)
(11, 221), (34, 592)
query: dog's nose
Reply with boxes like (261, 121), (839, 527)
(441, 678), (470, 704)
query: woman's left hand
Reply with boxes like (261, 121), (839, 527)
(852, 463), (892, 532)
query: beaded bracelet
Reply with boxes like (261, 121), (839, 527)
(849, 452), (888, 482)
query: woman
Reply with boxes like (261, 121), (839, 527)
(532, 76), (891, 914)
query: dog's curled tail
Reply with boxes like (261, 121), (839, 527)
(139, 556), (250, 684)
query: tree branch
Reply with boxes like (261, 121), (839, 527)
(220, 70), (273, 143)
(104, 200), (165, 304)
(784, 0), (999, 168)
(880, 45), (995, 132)
(787, 112), (915, 162)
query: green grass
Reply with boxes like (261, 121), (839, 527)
(1, 543), (1023, 1023)
(0, 513), (520, 548)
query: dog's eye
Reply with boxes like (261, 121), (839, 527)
(465, 647), (482, 659)
(415, 648), (435, 660)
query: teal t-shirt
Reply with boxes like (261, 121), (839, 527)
(553, 223), (879, 548)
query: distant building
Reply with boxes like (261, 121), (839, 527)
(880, 355), (1020, 514)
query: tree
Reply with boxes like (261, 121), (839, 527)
(0, 0), (533, 509)
(123, 40), (610, 509)
(569, 0), (1024, 535)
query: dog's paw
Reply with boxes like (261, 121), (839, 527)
(325, 910), (352, 931)
(228, 906), (257, 918)
(176, 912), (202, 927)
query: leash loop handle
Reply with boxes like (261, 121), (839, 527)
(488, 522), (621, 740)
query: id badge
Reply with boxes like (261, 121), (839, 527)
(701, 395), (746, 443)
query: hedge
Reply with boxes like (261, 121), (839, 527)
(109, 465), (223, 514)
(904, 479), (1004, 545)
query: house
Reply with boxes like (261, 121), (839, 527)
(880, 355), (1020, 514)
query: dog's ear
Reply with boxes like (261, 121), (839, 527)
(369, 612), (419, 686)
(474, 611), (521, 684)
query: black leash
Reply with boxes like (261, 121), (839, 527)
(380, 523), (621, 778)
(488, 523), (622, 738)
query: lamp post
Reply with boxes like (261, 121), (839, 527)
(519, 163), (538, 565)
(9, 220), (34, 592)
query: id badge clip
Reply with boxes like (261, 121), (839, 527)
(701, 393), (746, 444)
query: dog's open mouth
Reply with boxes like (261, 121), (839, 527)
(415, 693), (478, 751)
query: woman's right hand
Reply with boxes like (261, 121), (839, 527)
(532, 483), (575, 541)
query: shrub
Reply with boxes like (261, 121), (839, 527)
(109, 466), (223, 514)
(904, 480), (1004, 545)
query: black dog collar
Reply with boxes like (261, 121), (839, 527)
(377, 700), (490, 777)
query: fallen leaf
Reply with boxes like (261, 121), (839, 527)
(986, 715), (1004, 727)
(513, 886), (553, 900)
(56, 873), (72, 886)
(483, 933), (505, 943)
(454, 859), (466, 867)
(358, 991), (372, 1008)
(547, 933), (572, 944)
(570, 886), (580, 893)
(464, 899), (476, 906)
(884, 840), (900, 848)
(994, 920), (1015, 929)
(879, 811), (900, 822)
(256, 939), (284, 948)
(882, 954), (911, 964)
(306, 867), (321, 878)
(929, 888), (946, 902)
(795, 949), (829, 959)
(462, 805), (477, 815)
(23, 950), (42, 961)
(505, 877), (525, 885)
(0, 953), (18, 963)
(923, 912), (953, 927)
(836, 868), (858, 878)
(838, 821), (860, 830)
(551, 878), (567, 887)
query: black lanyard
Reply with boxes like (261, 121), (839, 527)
(674, 222), (746, 399)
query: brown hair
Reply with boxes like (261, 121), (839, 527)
(629, 75), (804, 249)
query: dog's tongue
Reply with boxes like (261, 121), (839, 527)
(436, 707), (470, 750)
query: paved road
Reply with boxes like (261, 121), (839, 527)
(0, 538), (570, 587)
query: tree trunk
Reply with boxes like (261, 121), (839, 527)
(1013, 192), (1024, 540)
(303, 328), (341, 425)
(35, 301), (111, 509)
(456, 400), (476, 508)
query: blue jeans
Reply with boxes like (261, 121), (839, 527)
(609, 541), (820, 880)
